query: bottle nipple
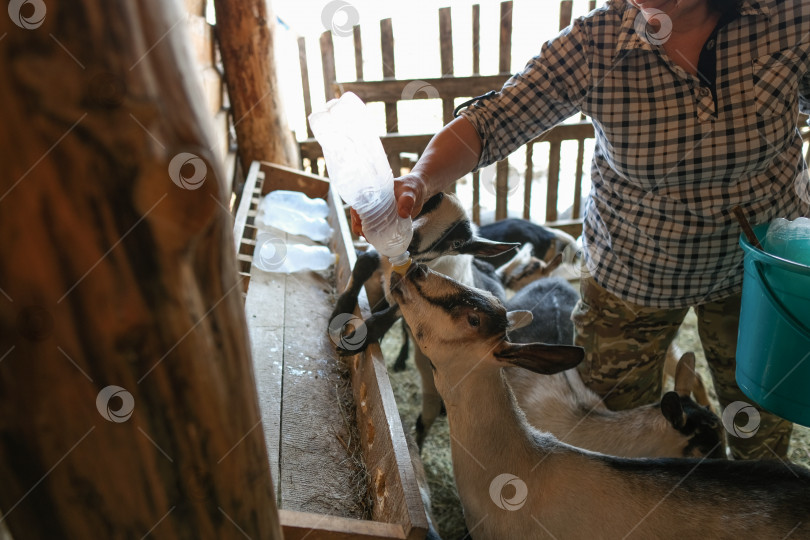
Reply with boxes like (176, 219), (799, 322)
(389, 251), (412, 275)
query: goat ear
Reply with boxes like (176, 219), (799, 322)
(459, 238), (520, 257)
(660, 391), (686, 430)
(506, 310), (533, 332)
(673, 352), (697, 397)
(494, 342), (584, 374)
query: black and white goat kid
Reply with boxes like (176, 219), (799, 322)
(329, 192), (517, 446)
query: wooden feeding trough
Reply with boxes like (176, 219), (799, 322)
(233, 161), (429, 540)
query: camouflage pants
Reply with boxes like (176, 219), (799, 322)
(572, 274), (793, 460)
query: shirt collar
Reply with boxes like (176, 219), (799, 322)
(613, 0), (771, 61)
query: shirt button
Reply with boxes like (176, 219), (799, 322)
(699, 87), (710, 97)
(706, 39), (715, 50)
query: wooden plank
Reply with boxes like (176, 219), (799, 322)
(472, 4), (480, 75)
(380, 18), (396, 80)
(298, 37), (314, 138)
(546, 141), (561, 222)
(472, 170), (481, 224)
(354, 25), (364, 80)
(439, 7), (455, 126)
(560, 0), (573, 30)
(574, 140), (585, 219)
(279, 269), (363, 518)
(335, 75), (508, 104)
(300, 122), (594, 161)
(524, 142), (534, 220)
(499, 1), (513, 74)
(248, 325), (285, 496)
(439, 7), (453, 76)
(545, 217), (584, 238)
(380, 18), (400, 174)
(280, 510), (406, 540)
(495, 159), (509, 220)
(320, 31), (338, 100)
(260, 162), (330, 199)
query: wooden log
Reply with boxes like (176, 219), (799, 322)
(499, 1), (513, 74)
(298, 37), (314, 139)
(0, 0), (282, 538)
(215, 0), (297, 171)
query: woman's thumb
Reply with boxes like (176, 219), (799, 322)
(398, 191), (416, 218)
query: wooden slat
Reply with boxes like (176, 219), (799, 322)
(499, 1), (512, 74)
(560, 0), (573, 30)
(523, 142), (534, 220)
(354, 25), (364, 80)
(280, 510), (406, 540)
(260, 162), (330, 199)
(380, 18), (401, 175)
(574, 140), (585, 219)
(233, 161), (263, 253)
(298, 37), (314, 139)
(380, 18), (396, 80)
(439, 7), (455, 127)
(320, 31), (337, 100)
(545, 217), (584, 239)
(472, 170), (481, 224)
(300, 122), (595, 162)
(546, 141), (561, 222)
(336, 75), (508, 104)
(472, 4), (480, 75)
(495, 159), (509, 220)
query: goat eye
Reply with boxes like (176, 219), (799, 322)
(467, 313), (480, 327)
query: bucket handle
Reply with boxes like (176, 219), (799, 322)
(754, 260), (810, 338)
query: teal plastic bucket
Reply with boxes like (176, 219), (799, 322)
(736, 224), (810, 427)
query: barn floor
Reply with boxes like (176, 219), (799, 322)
(380, 308), (810, 540)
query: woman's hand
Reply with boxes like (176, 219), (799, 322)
(350, 172), (429, 237)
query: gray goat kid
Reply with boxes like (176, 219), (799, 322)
(391, 263), (810, 540)
(505, 276), (723, 458)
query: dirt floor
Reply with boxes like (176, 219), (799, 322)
(380, 308), (810, 539)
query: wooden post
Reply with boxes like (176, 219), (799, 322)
(0, 1), (282, 538)
(214, 0), (298, 171)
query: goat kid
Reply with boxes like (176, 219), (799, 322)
(330, 192), (517, 447)
(390, 263), (810, 540)
(329, 191), (517, 353)
(504, 276), (723, 458)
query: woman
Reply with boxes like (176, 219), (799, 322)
(353, 0), (810, 459)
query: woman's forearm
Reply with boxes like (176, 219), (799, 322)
(410, 116), (483, 198)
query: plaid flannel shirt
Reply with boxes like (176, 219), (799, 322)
(461, 0), (810, 308)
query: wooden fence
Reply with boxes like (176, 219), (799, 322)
(296, 0), (596, 237)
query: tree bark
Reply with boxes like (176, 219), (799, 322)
(215, 0), (299, 172)
(0, 1), (281, 538)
